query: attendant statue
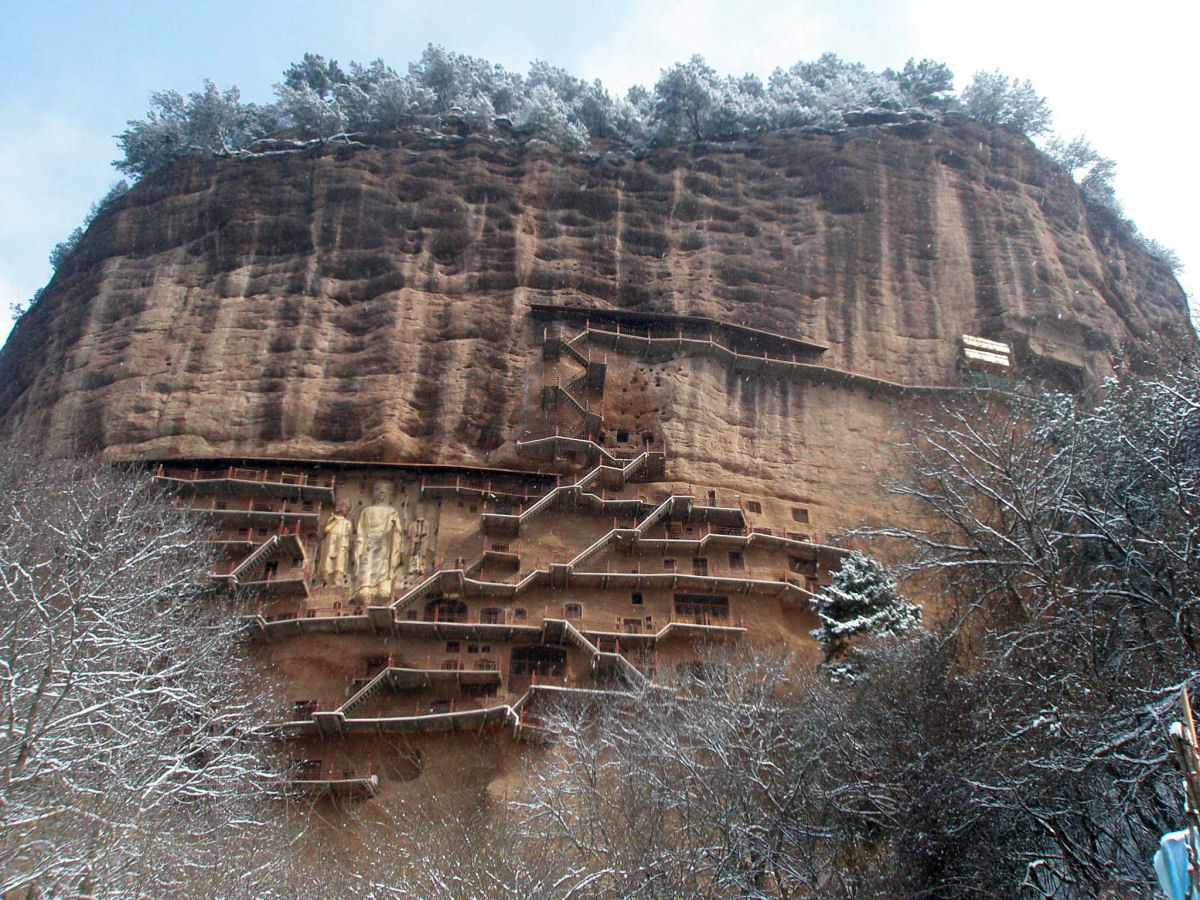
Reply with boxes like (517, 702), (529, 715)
(407, 516), (428, 579)
(354, 482), (404, 601)
(317, 507), (353, 586)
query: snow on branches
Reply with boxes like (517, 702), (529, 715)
(114, 48), (960, 178)
(0, 449), (288, 897)
(810, 550), (920, 665)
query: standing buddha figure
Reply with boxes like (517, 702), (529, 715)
(317, 506), (354, 586)
(353, 482), (404, 602)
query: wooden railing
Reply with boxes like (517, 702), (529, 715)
(289, 762), (372, 783)
(419, 473), (543, 499)
(261, 604), (365, 621)
(175, 496), (322, 517)
(156, 465), (335, 490)
(482, 538), (521, 556)
(209, 520), (305, 543)
(214, 561), (310, 582)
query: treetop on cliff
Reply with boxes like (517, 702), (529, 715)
(114, 46), (1037, 180)
(0, 44), (1116, 297)
(17, 43), (1176, 320)
(106, 45), (1170, 264)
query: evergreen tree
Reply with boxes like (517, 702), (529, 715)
(961, 69), (1052, 135)
(651, 54), (721, 141)
(810, 550), (920, 662)
(891, 57), (954, 104)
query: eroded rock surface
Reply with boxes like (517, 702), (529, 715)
(0, 118), (1187, 494)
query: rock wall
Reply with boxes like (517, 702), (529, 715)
(0, 117), (1188, 497)
(7, 115), (1190, 821)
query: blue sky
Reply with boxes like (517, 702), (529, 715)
(2, 0), (1195, 348)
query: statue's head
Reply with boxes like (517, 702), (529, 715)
(335, 505), (347, 517)
(371, 481), (394, 504)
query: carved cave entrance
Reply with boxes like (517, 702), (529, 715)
(673, 594), (730, 625)
(424, 598), (468, 623)
(508, 645), (567, 694)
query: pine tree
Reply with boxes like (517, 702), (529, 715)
(810, 550), (920, 662)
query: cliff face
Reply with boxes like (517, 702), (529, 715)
(0, 116), (1187, 480)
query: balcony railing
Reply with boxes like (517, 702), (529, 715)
(283, 762), (377, 796)
(289, 762), (373, 782)
(505, 673), (546, 695)
(214, 559), (310, 580)
(419, 473), (543, 500)
(246, 565), (310, 585)
(782, 572), (822, 594)
(176, 497), (322, 518)
(156, 465), (336, 490)
(209, 520), (307, 544)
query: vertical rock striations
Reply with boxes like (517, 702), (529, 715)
(0, 117), (1187, 519)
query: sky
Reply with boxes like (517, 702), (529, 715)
(1, 0), (1196, 349)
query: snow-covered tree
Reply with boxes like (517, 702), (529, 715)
(346, 57), (398, 92)
(110, 49), (1072, 179)
(48, 180), (128, 272)
(526, 60), (642, 143)
(570, 80), (623, 140)
(114, 88), (191, 177)
(811, 550), (920, 662)
(651, 54), (722, 141)
(865, 363), (1200, 894)
(48, 226), (84, 270)
(514, 84), (588, 150)
(514, 647), (858, 899)
(115, 81), (264, 178)
(282, 52), (349, 99)
(0, 448), (288, 897)
(766, 64), (834, 128)
(1136, 232), (1185, 273)
(606, 93), (651, 145)
(961, 69), (1052, 135)
(891, 57), (955, 104)
(278, 55), (407, 136)
(767, 52), (905, 129)
(707, 73), (774, 138)
(368, 75), (435, 131)
(409, 44), (523, 116)
(273, 82), (347, 138)
(1047, 134), (1121, 213)
(792, 52), (904, 111)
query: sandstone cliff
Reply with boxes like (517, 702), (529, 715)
(0, 116), (1187, 483)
